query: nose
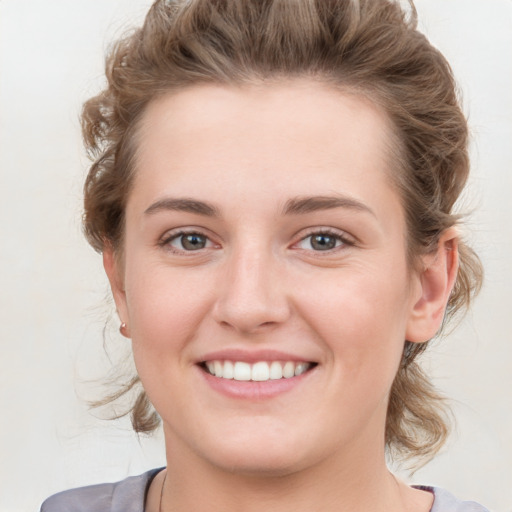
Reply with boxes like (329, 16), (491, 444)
(212, 246), (291, 334)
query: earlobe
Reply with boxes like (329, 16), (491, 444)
(406, 228), (459, 343)
(103, 245), (130, 337)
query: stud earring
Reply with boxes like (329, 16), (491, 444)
(119, 322), (130, 338)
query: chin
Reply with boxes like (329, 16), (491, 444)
(208, 447), (306, 477)
(192, 424), (325, 477)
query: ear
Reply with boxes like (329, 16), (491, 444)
(103, 245), (131, 338)
(406, 227), (459, 343)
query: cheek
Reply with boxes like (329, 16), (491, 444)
(298, 267), (410, 380)
(124, 260), (215, 362)
(123, 262), (218, 415)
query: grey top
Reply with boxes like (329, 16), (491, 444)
(41, 469), (490, 512)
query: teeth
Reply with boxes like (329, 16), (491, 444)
(283, 361), (295, 379)
(294, 363), (308, 376)
(233, 362), (251, 381)
(205, 360), (313, 381)
(251, 361), (270, 381)
(269, 361), (283, 380)
(214, 360), (223, 378)
(223, 360), (234, 379)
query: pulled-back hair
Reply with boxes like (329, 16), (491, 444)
(82, 0), (482, 465)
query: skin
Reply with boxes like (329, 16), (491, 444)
(104, 80), (458, 512)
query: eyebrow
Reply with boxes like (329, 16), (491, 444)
(144, 198), (220, 217)
(143, 195), (375, 218)
(282, 195), (375, 217)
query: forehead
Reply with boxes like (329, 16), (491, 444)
(131, 80), (401, 218)
(137, 80), (395, 160)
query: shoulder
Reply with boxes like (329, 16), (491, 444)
(415, 486), (490, 512)
(40, 468), (163, 512)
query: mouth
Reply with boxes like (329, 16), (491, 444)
(200, 360), (318, 382)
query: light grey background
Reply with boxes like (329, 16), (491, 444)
(0, 1), (511, 511)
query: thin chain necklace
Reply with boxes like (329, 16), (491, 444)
(158, 472), (167, 512)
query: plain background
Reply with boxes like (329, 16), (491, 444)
(0, 1), (511, 511)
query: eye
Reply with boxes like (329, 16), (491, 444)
(295, 230), (352, 252)
(166, 232), (213, 251)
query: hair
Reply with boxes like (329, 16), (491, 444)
(82, 0), (483, 465)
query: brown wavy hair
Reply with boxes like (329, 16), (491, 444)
(82, 0), (482, 465)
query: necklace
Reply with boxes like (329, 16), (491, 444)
(158, 472), (167, 512)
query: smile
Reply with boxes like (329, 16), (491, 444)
(203, 360), (315, 382)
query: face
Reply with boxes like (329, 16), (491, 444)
(107, 81), (432, 476)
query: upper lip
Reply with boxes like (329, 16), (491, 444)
(197, 348), (318, 364)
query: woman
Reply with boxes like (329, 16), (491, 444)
(41, 0), (487, 510)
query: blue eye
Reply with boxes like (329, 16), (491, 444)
(296, 231), (347, 251)
(308, 233), (339, 251)
(169, 233), (210, 251)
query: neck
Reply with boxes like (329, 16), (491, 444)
(155, 427), (432, 512)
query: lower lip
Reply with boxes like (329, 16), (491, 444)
(198, 365), (315, 399)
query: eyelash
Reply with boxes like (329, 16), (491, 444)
(294, 228), (355, 253)
(159, 229), (215, 254)
(159, 227), (355, 255)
